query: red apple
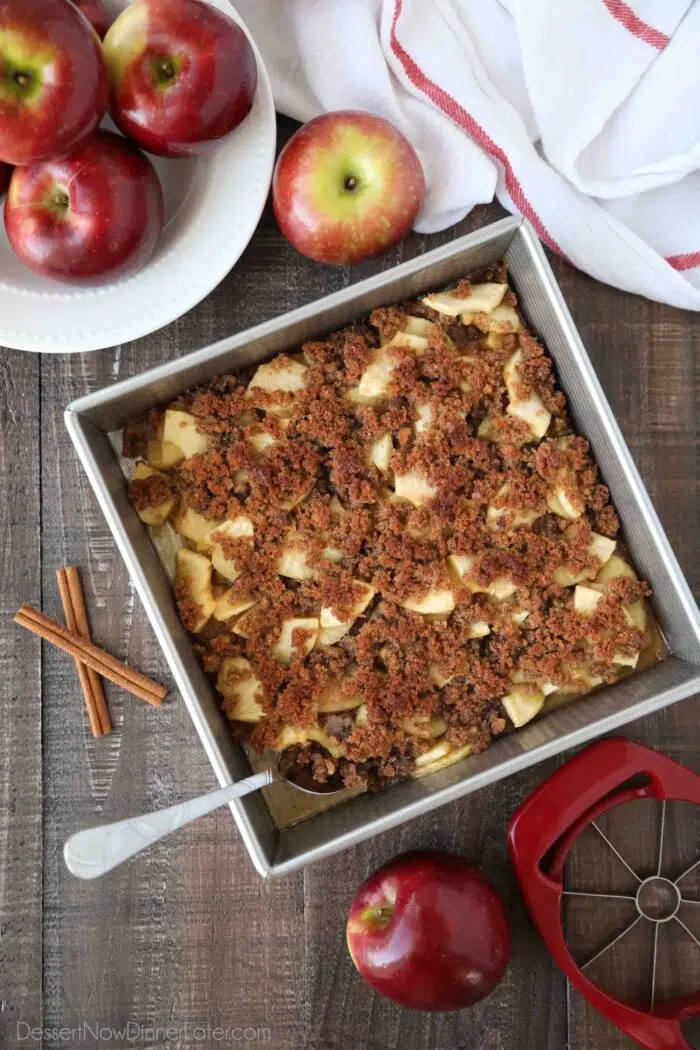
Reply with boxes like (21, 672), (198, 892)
(0, 162), (11, 197)
(0, 0), (108, 166)
(74, 0), (111, 38)
(272, 111), (425, 265)
(103, 0), (257, 158)
(346, 850), (510, 1011)
(5, 130), (164, 284)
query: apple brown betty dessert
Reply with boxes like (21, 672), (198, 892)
(124, 263), (658, 790)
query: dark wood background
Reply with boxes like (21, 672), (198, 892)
(1, 118), (698, 1050)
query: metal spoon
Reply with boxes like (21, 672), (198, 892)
(63, 762), (344, 880)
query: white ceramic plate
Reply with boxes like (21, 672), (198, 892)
(0, 0), (276, 353)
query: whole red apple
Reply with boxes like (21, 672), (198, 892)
(74, 0), (111, 37)
(346, 850), (510, 1011)
(5, 130), (164, 284)
(273, 111), (425, 265)
(0, 162), (11, 197)
(103, 0), (257, 158)
(0, 0), (108, 166)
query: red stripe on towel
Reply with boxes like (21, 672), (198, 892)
(601, 0), (670, 49)
(389, 0), (565, 257)
(666, 252), (700, 271)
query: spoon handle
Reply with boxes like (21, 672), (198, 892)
(63, 769), (277, 879)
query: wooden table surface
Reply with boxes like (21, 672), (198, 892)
(2, 120), (699, 1050)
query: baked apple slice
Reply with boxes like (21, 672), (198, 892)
(146, 438), (185, 471)
(553, 531), (617, 587)
(317, 676), (363, 713)
(162, 409), (210, 457)
(273, 617), (320, 665)
(318, 582), (376, 646)
(207, 517), (254, 581)
(400, 589), (455, 615)
(502, 683), (545, 728)
(420, 282), (507, 318)
(175, 548), (215, 633)
(503, 350), (551, 441)
(130, 462), (177, 527)
(217, 657), (264, 722)
(393, 470), (437, 508)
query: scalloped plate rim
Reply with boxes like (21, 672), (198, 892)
(0, 0), (276, 354)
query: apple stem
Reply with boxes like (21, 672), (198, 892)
(52, 190), (70, 214)
(14, 71), (30, 88)
(344, 176), (358, 192)
(360, 903), (394, 930)
(156, 60), (176, 82)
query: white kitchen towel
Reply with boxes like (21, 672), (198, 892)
(236, 0), (700, 311)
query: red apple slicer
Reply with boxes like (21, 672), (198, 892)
(508, 738), (700, 1050)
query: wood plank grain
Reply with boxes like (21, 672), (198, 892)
(38, 208), (700, 1050)
(0, 351), (42, 1046)
(37, 214), (311, 1046)
(1, 110), (695, 1050)
(547, 254), (700, 1050)
(303, 761), (567, 1050)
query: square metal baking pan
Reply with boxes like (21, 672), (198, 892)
(65, 217), (700, 878)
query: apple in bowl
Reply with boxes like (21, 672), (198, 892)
(103, 0), (258, 157)
(272, 111), (425, 265)
(5, 130), (164, 284)
(347, 850), (510, 1011)
(75, 0), (111, 37)
(0, 0), (108, 165)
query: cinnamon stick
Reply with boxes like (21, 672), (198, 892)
(15, 604), (166, 706)
(57, 569), (103, 737)
(65, 567), (112, 734)
(57, 568), (112, 736)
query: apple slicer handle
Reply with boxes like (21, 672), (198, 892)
(648, 995), (700, 1050)
(508, 739), (700, 1050)
(64, 769), (276, 879)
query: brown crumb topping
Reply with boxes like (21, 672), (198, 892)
(128, 471), (175, 512)
(124, 262), (660, 793)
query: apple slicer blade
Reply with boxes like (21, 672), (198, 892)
(563, 796), (700, 1010)
(508, 739), (700, 1050)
